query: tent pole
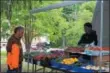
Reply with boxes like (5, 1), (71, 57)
(99, 0), (103, 73)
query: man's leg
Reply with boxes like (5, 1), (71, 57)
(7, 69), (17, 73)
(12, 69), (18, 73)
(18, 62), (22, 73)
(7, 66), (18, 73)
(7, 65), (11, 73)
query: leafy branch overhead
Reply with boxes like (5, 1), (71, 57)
(1, 1), (96, 47)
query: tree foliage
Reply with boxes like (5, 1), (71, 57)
(1, 1), (96, 47)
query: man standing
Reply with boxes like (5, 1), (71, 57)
(78, 22), (98, 60)
(6, 26), (24, 73)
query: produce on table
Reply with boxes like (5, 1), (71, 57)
(50, 53), (58, 58)
(83, 65), (107, 71)
(56, 57), (63, 62)
(105, 67), (109, 72)
(102, 47), (109, 51)
(61, 57), (78, 65)
(51, 50), (65, 57)
(74, 62), (83, 66)
(88, 47), (101, 51)
(95, 66), (100, 70)
(33, 51), (65, 61)
(87, 47), (109, 51)
(85, 65), (91, 70)
(66, 47), (84, 53)
(33, 53), (46, 61)
(40, 56), (52, 66)
(24, 51), (41, 58)
(84, 47), (110, 56)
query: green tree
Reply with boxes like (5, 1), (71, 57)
(1, 0), (96, 48)
(63, 1), (96, 46)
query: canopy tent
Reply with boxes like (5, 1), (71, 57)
(29, 0), (106, 73)
(30, 1), (88, 14)
(29, 0), (104, 48)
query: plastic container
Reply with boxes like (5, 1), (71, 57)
(50, 60), (94, 72)
(60, 64), (73, 70)
(70, 67), (94, 72)
(84, 49), (100, 56)
(50, 60), (61, 68)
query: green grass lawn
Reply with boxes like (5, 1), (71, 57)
(1, 51), (7, 72)
(1, 51), (7, 56)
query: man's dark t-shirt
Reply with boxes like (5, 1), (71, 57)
(78, 30), (98, 45)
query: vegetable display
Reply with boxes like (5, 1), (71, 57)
(61, 58), (78, 65)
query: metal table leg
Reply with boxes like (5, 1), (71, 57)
(27, 57), (30, 72)
(32, 59), (34, 72)
(50, 69), (54, 73)
(55, 70), (57, 73)
(35, 62), (37, 73)
(43, 67), (45, 73)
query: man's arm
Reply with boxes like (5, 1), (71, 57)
(78, 34), (85, 45)
(94, 31), (98, 45)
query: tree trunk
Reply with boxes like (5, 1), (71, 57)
(5, 0), (12, 28)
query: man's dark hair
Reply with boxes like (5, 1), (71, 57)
(14, 26), (24, 33)
(84, 22), (92, 28)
